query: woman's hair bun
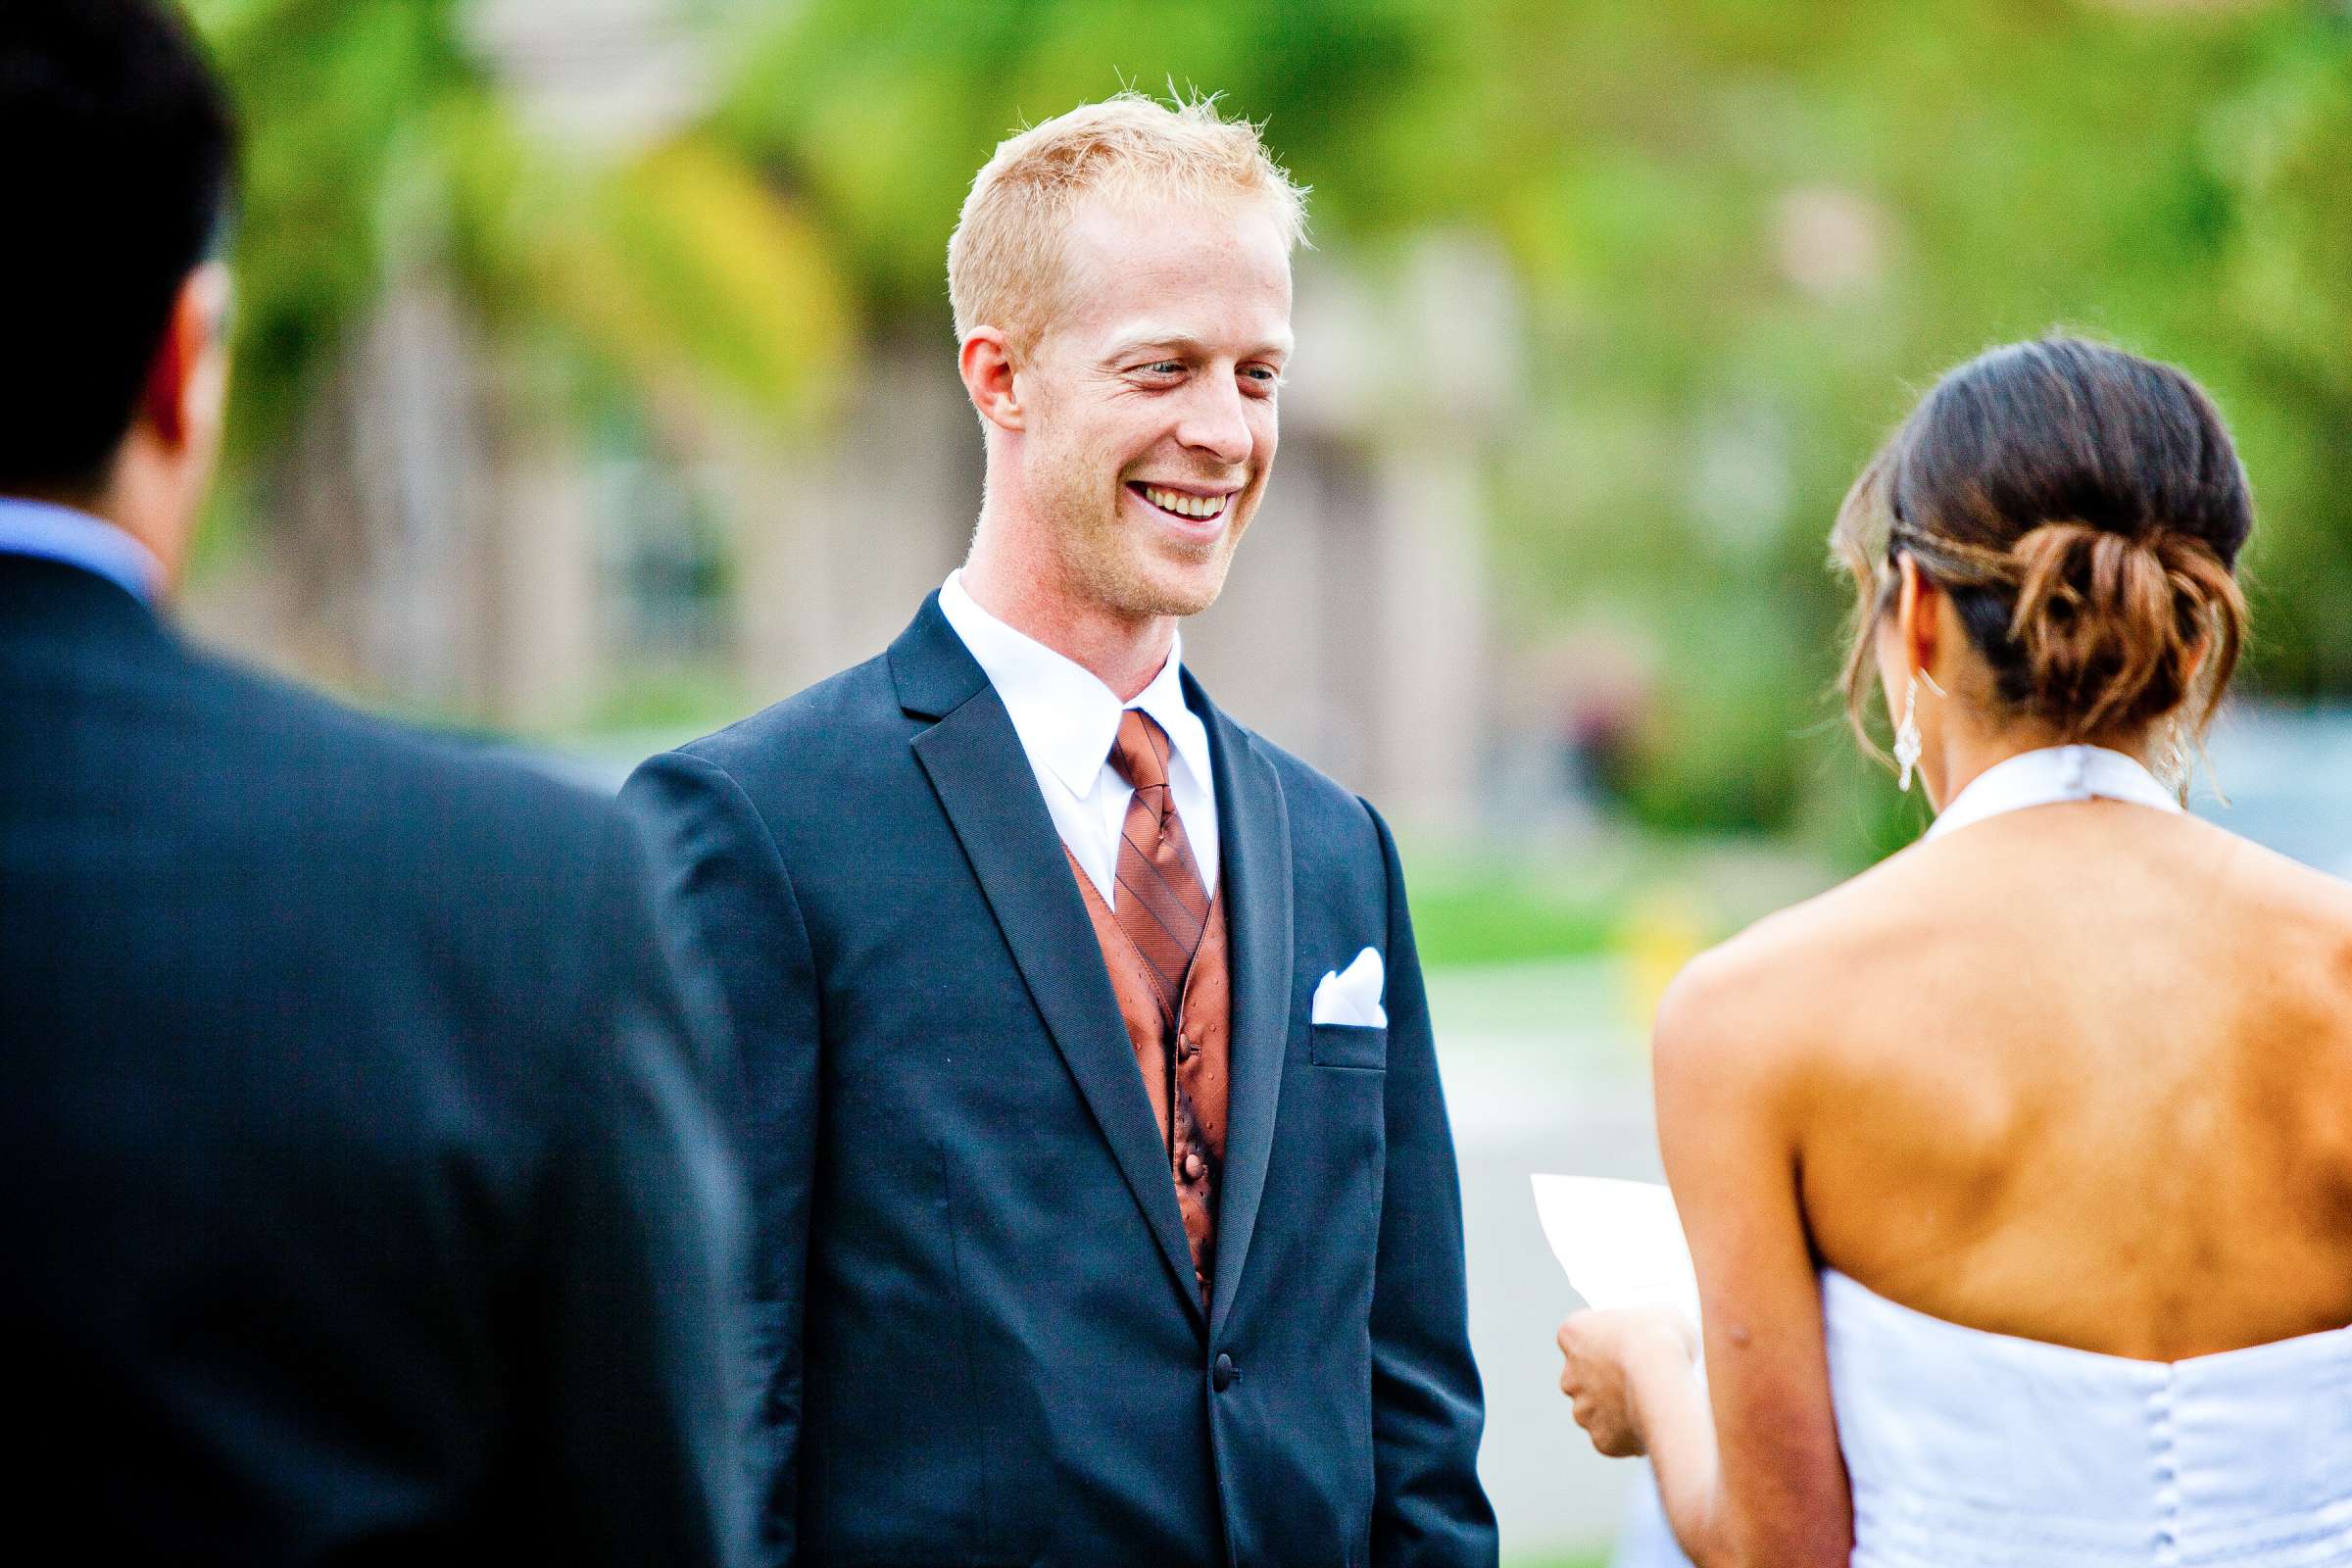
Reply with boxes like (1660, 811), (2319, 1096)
(2003, 519), (2244, 741)
(1834, 337), (2254, 755)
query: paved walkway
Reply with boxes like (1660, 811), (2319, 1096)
(1428, 956), (1660, 1565)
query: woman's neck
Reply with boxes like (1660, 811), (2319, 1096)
(1923, 719), (2158, 814)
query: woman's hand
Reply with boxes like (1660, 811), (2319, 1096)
(1556, 1306), (1700, 1458)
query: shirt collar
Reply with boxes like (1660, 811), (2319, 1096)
(937, 569), (1213, 799)
(0, 496), (163, 605)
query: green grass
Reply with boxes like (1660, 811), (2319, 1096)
(1400, 839), (1644, 968)
(1408, 874), (1622, 967)
(1402, 828), (1842, 971)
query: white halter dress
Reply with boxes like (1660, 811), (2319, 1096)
(1613, 747), (2352, 1568)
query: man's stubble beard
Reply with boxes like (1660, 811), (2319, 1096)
(1061, 506), (1244, 621)
(1034, 454), (1251, 623)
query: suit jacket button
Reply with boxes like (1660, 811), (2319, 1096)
(1212, 1352), (1237, 1392)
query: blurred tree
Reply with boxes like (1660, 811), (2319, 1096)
(1469, 0), (2352, 848)
(188, 0), (852, 469)
(191, 0), (479, 454)
(189, 0), (2347, 851)
(700, 0), (2347, 854)
(710, 0), (1449, 318)
(2200, 8), (2352, 697)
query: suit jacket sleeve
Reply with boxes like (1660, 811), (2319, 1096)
(538, 807), (753, 1567)
(1364, 803), (1500, 1565)
(622, 751), (820, 1568)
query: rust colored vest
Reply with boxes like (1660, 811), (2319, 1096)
(1066, 850), (1231, 1305)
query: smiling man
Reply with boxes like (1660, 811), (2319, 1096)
(626, 94), (1496, 1567)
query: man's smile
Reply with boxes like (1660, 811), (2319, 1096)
(1128, 481), (1235, 523)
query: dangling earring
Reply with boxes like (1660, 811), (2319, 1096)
(1893, 676), (1923, 793)
(1892, 669), (1942, 793)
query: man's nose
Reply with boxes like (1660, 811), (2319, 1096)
(1175, 377), (1254, 466)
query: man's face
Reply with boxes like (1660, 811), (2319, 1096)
(1012, 189), (1293, 620)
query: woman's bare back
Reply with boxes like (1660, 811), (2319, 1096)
(1715, 798), (2352, 1359)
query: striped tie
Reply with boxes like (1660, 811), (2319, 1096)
(1107, 709), (1211, 1026)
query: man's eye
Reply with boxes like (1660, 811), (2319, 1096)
(1145, 361), (1184, 375)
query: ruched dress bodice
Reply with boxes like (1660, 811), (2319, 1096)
(1822, 1268), (2352, 1567)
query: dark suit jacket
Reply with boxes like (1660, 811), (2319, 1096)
(624, 594), (1496, 1567)
(0, 556), (749, 1565)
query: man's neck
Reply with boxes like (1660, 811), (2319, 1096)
(959, 554), (1177, 705)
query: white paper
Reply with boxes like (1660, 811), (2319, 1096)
(1531, 1174), (1702, 1327)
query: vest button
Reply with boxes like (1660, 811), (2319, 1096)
(1184, 1152), (1205, 1180)
(1212, 1352), (1237, 1392)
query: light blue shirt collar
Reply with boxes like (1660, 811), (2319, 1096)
(0, 497), (163, 605)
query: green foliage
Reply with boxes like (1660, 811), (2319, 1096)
(189, 0), (854, 467)
(189, 0), (477, 452)
(1407, 865), (1621, 967)
(2201, 17), (2352, 696)
(419, 99), (857, 430)
(702, 0), (2351, 850)
(188, 0), (2351, 851)
(1469, 0), (2351, 844)
(713, 0), (1446, 318)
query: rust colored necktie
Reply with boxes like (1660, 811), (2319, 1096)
(1106, 709), (1211, 1026)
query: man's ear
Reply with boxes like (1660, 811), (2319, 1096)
(958, 326), (1025, 434)
(136, 263), (231, 451)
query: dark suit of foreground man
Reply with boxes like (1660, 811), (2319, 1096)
(0, 6), (747, 1561)
(628, 95), (1496, 1566)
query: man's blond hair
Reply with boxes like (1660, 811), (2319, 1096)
(947, 91), (1308, 354)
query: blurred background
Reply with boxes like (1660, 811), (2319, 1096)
(178, 0), (2352, 1561)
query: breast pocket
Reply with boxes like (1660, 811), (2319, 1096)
(1310, 1022), (1388, 1071)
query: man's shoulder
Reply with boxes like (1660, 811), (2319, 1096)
(653, 651), (912, 802)
(1212, 708), (1380, 841)
(186, 647), (625, 874)
(685, 653), (899, 756)
(7, 642), (638, 1030)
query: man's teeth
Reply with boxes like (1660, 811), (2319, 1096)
(1141, 485), (1229, 520)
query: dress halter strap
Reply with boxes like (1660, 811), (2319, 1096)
(1922, 745), (2181, 843)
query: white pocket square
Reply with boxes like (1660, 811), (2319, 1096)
(1311, 946), (1387, 1028)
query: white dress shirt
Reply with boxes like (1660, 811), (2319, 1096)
(936, 569), (1219, 906)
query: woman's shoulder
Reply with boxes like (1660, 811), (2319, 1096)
(2198, 814), (2352, 923)
(1647, 875), (1902, 1105)
(1658, 811), (2352, 1084)
(2190, 820), (2352, 1004)
(1648, 828), (2112, 1098)
(1658, 856), (1930, 1043)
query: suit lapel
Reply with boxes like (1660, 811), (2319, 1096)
(1190, 676), (1295, 1338)
(893, 600), (1205, 1323)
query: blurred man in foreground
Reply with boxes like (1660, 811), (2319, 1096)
(0, 5), (747, 1560)
(627, 95), (1496, 1565)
